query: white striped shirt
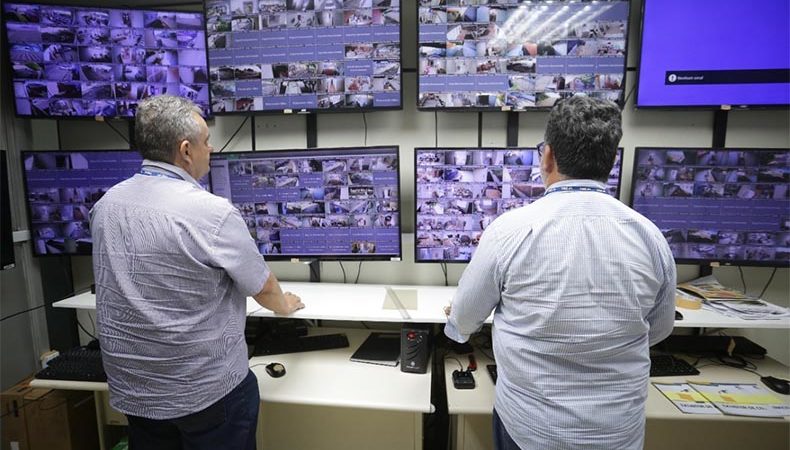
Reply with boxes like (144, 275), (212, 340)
(445, 179), (676, 450)
(91, 160), (270, 419)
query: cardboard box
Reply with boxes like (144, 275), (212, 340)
(1, 378), (99, 450)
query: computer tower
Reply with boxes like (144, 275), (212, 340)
(400, 324), (431, 374)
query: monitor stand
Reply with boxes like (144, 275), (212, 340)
(308, 260), (320, 283)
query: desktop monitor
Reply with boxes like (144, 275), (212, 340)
(630, 147), (790, 267)
(20, 150), (142, 256)
(1, 150), (15, 269)
(636, 0), (790, 108)
(414, 146), (623, 262)
(208, 146), (402, 260)
(417, 0), (630, 110)
(205, 0), (402, 114)
(3, 3), (209, 118)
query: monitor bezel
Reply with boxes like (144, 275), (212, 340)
(19, 148), (140, 257)
(203, 1), (404, 116)
(415, 0), (633, 112)
(1, 150), (16, 269)
(2, 1), (211, 120)
(208, 145), (403, 262)
(629, 146), (790, 268)
(413, 146), (626, 264)
(634, 0), (790, 110)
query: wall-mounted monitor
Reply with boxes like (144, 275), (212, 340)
(417, 0), (630, 111)
(1, 151), (15, 269)
(414, 147), (623, 262)
(636, 0), (790, 108)
(630, 147), (789, 267)
(205, 0), (402, 114)
(208, 146), (401, 260)
(4, 3), (209, 118)
(20, 150), (142, 256)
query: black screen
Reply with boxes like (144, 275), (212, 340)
(0, 151), (15, 269)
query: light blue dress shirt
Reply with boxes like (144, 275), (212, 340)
(445, 179), (676, 450)
(91, 159), (270, 420)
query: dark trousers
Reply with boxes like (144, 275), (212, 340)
(493, 408), (522, 450)
(126, 371), (260, 450)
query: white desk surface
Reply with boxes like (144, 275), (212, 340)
(31, 327), (432, 414)
(444, 351), (790, 422)
(250, 327), (432, 413)
(53, 283), (790, 329)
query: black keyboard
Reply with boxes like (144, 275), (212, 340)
(36, 347), (106, 382)
(486, 364), (497, 384)
(650, 354), (700, 377)
(253, 333), (350, 356)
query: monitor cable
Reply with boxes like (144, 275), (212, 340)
(737, 266), (747, 295)
(362, 112), (368, 146)
(434, 110), (438, 147)
(354, 262), (362, 284)
(339, 261), (347, 284)
(440, 263), (448, 286)
(219, 116), (250, 152)
(759, 267), (778, 299)
(106, 121), (130, 145)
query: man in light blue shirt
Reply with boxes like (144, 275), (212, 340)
(91, 95), (304, 450)
(445, 96), (676, 450)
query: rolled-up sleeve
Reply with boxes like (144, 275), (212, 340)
(210, 208), (271, 297)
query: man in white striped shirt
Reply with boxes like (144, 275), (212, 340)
(445, 96), (676, 450)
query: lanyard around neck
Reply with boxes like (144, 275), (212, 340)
(139, 166), (183, 181)
(543, 184), (608, 197)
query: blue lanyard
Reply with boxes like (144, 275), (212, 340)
(544, 185), (608, 197)
(139, 167), (183, 181)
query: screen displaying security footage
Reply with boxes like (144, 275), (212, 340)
(417, 0), (629, 110)
(206, 0), (401, 113)
(4, 3), (209, 118)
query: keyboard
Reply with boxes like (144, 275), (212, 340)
(650, 354), (700, 377)
(36, 347), (106, 382)
(486, 364), (497, 384)
(253, 333), (350, 356)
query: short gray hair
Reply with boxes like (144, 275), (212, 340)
(544, 96), (622, 181)
(135, 95), (203, 163)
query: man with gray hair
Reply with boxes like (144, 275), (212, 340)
(91, 95), (303, 450)
(445, 96), (676, 450)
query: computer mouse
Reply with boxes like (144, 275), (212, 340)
(761, 376), (790, 395)
(265, 362), (286, 378)
(675, 310), (683, 320)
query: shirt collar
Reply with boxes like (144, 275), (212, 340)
(547, 179), (608, 190)
(141, 159), (202, 188)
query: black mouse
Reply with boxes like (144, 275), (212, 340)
(265, 362), (286, 378)
(761, 376), (790, 395)
(675, 310), (683, 320)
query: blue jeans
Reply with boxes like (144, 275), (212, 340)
(493, 408), (522, 450)
(126, 370), (259, 450)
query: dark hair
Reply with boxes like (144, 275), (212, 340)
(134, 95), (202, 163)
(544, 96), (622, 181)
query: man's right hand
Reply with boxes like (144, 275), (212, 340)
(281, 291), (305, 315)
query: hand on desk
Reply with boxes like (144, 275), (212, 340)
(444, 304), (451, 317)
(282, 292), (305, 314)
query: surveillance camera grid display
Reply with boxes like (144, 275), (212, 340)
(205, 0), (401, 113)
(21, 150), (142, 255)
(209, 147), (401, 258)
(631, 148), (790, 266)
(5, 3), (209, 118)
(415, 147), (622, 262)
(417, 0), (629, 110)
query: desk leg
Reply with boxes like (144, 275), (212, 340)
(94, 393), (107, 450)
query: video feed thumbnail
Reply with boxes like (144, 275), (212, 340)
(631, 148), (790, 266)
(208, 146), (401, 259)
(415, 147), (623, 262)
(4, 3), (209, 118)
(417, 0), (629, 110)
(21, 150), (142, 255)
(205, 0), (401, 113)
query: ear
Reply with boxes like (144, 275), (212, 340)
(178, 139), (191, 164)
(541, 143), (555, 174)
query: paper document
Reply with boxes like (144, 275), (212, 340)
(689, 382), (790, 418)
(702, 299), (790, 321)
(653, 383), (721, 415)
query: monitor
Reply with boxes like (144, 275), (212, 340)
(208, 146), (401, 260)
(1, 150), (15, 269)
(630, 147), (789, 267)
(636, 0), (790, 108)
(417, 0), (630, 111)
(414, 146), (623, 262)
(20, 150), (142, 256)
(4, 3), (210, 118)
(205, 0), (402, 114)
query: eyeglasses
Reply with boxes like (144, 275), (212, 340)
(536, 141), (546, 158)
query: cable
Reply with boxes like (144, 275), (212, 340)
(106, 121), (130, 145)
(737, 266), (747, 294)
(622, 81), (637, 107)
(434, 110), (438, 147)
(354, 262), (362, 284)
(362, 112), (368, 146)
(759, 268), (778, 299)
(0, 303), (46, 322)
(77, 319), (97, 341)
(440, 263), (448, 286)
(219, 116), (250, 152)
(339, 261), (347, 284)
(87, 311), (96, 336)
(444, 356), (464, 371)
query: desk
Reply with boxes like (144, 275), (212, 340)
(443, 350), (790, 450)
